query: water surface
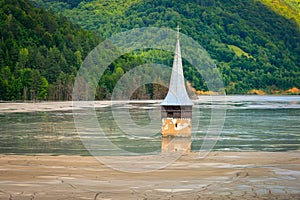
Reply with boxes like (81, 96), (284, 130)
(0, 96), (299, 155)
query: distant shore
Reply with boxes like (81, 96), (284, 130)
(0, 151), (299, 199)
(0, 95), (299, 113)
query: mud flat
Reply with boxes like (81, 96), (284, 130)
(0, 100), (162, 113)
(0, 151), (299, 199)
(0, 101), (106, 113)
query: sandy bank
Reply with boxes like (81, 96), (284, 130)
(0, 151), (299, 199)
(0, 100), (163, 113)
(0, 96), (299, 113)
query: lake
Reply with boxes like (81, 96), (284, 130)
(0, 96), (299, 155)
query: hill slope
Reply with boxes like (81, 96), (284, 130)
(259, 0), (300, 27)
(0, 0), (101, 100)
(30, 0), (300, 95)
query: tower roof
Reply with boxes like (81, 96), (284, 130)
(161, 26), (193, 106)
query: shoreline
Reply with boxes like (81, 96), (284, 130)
(0, 95), (299, 113)
(0, 151), (299, 199)
(0, 148), (299, 156)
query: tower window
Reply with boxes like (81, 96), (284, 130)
(167, 112), (173, 117)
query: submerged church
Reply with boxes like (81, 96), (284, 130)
(161, 27), (193, 137)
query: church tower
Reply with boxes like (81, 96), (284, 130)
(161, 26), (193, 137)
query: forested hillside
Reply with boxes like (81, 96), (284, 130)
(260, 0), (300, 27)
(31, 0), (300, 95)
(0, 0), (100, 101)
(1, 0), (300, 101)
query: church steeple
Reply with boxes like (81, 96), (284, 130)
(160, 26), (193, 138)
(161, 26), (193, 106)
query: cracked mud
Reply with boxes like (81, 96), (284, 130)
(0, 151), (299, 199)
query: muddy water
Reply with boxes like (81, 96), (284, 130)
(0, 96), (299, 155)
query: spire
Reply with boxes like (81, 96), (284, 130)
(176, 24), (180, 40)
(161, 26), (193, 106)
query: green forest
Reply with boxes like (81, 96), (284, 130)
(1, 0), (300, 101)
(0, 0), (102, 100)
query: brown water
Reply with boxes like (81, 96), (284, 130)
(0, 96), (299, 155)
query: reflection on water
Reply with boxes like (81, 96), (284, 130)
(161, 137), (191, 154)
(0, 96), (299, 155)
